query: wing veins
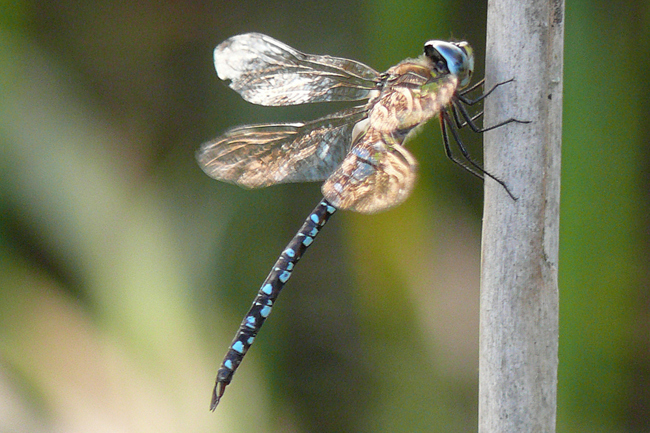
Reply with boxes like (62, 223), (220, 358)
(197, 106), (369, 188)
(215, 33), (380, 106)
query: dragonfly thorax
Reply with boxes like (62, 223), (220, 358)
(368, 69), (458, 134)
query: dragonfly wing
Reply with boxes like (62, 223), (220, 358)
(215, 33), (380, 106)
(321, 131), (418, 214)
(197, 106), (369, 188)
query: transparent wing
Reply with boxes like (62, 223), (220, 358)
(215, 33), (380, 106)
(321, 130), (418, 214)
(197, 106), (369, 188)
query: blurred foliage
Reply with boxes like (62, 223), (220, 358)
(0, 0), (648, 432)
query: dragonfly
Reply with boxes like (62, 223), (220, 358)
(198, 32), (523, 410)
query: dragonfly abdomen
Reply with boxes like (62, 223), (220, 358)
(211, 199), (337, 410)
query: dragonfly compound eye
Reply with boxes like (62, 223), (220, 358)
(423, 40), (474, 88)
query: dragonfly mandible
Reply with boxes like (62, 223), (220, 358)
(198, 32), (522, 410)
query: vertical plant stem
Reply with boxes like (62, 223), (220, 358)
(479, 0), (564, 431)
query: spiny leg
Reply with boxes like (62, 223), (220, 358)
(458, 77), (485, 96)
(453, 98), (529, 134)
(454, 79), (529, 132)
(439, 110), (517, 200)
(457, 78), (515, 104)
(439, 111), (487, 180)
(211, 199), (337, 410)
(451, 102), (483, 129)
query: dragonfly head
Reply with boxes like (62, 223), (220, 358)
(424, 40), (474, 88)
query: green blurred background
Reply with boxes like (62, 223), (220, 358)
(0, 0), (648, 432)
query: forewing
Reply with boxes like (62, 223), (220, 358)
(321, 131), (418, 214)
(215, 33), (380, 106)
(197, 106), (369, 188)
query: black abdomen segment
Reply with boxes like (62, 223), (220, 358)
(211, 199), (337, 410)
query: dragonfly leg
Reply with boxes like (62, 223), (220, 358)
(440, 111), (485, 180)
(210, 199), (337, 410)
(453, 99), (530, 134)
(458, 77), (485, 96)
(458, 78), (515, 105)
(439, 111), (517, 200)
(450, 102), (483, 129)
(454, 78), (530, 135)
